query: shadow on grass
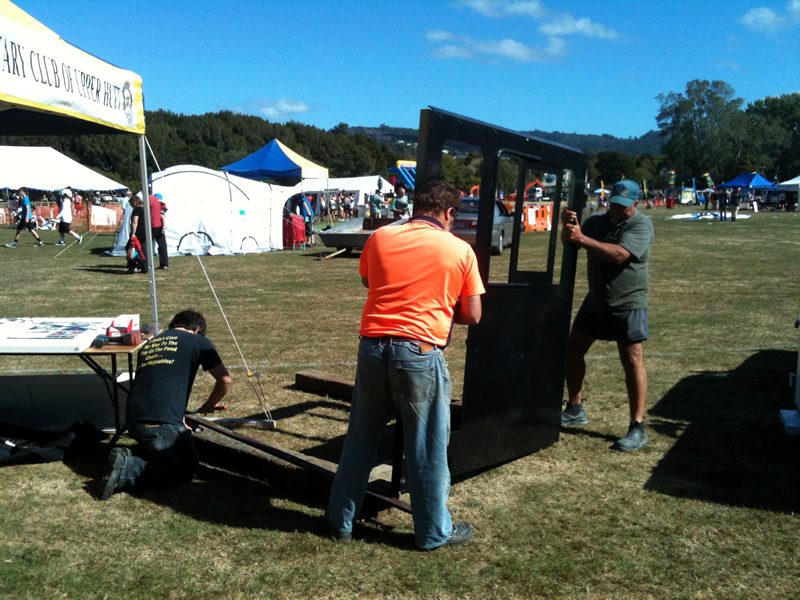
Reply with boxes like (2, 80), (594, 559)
(646, 349), (800, 513)
(238, 400), (354, 456)
(64, 440), (414, 547)
(262, 399), (345, 421)
(558, 426), (619, 444)
(302, 248), (360, 260)
(75, 264), (136, 276)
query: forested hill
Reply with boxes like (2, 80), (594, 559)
(0, 110), (662, 191)
(350, 125), (664, 156)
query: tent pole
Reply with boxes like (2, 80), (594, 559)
(138, 134), (159, 332)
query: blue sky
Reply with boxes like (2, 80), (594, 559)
(18, 0), (800, 138)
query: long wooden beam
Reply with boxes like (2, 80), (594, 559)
(186, 415), (411, 514)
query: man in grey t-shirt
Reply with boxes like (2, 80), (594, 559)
(560, 180), (654, 451)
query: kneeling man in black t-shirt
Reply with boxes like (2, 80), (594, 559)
(98, 310), (232, 499)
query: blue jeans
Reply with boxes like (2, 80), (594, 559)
(326, 337), (453, 549)
(121, 423), (199, 489)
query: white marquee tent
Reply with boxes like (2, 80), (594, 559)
(291, 175), (395, 207)
(0, 146), (126, 191)
(776, 174), (800, 191)
(111, 165), (292, 257)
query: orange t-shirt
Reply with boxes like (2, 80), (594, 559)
(359, 220), (485, 346)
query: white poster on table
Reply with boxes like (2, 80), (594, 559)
(0, 318), (112, 353)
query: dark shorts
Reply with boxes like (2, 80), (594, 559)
(58, 221), (71, 234)
(572, 301), (649, 343)
(16, 220), (34, 232)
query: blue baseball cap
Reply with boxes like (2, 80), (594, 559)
(609, 180), (640, 207)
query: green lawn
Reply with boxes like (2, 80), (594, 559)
(0, 206), (798, 599)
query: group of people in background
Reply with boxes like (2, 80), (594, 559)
(125, 191), (169, 273)
(5, 187), (84, 248)
(320, 192), (356, 220)
(704, 187), (751, 221)
(368, 183), (410, 218)
(588, 185), (764, 221)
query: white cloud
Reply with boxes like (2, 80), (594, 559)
(453, 0), (618, 44)
(741, 1), (800, 33)
(713, 60), (742, 71)
(440, 1), (619, 63)
(741, 7), (785, 32)
(433, 44), (475, 59)
(427, 29), (565, 62)
(456, 0), (545, 18)
(538, 15), (619, 39)
(426, 29), (455, 42)
(474, 37), (540, 61)
(259, 98), (310, 120)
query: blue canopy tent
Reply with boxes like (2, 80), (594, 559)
(719, 172), (775, 189)
(222, 139), (328, 180)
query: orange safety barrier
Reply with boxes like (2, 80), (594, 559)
(523, 202), (552, 232)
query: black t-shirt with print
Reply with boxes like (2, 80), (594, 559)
(126, 329), (222, 426)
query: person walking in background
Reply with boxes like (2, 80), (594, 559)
(368, 189), (383, 218)
(97, 310), (232, 499)
(719, 189), (729, 221)
(560, 179), (654, 452)
(342, 193), (353, 219)
(126, 194), (148, 273)
(54, 188), (83, 246)
(6, 188), (44, 248)
(326, 180), (485, 549)
(730, 187), (741, 222)
(300, 194), (315, 246)
(149, 192), (169, 269)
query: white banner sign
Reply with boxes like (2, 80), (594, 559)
(0, 1), (145, 133)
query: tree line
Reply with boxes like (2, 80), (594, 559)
(1, 80), (797, 194)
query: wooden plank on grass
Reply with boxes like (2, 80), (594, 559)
(295, 369), (354, 402)
(188, 415), (411, 514)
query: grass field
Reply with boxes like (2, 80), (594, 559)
(0, 206), (799, 599)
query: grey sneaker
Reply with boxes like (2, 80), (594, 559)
(5, 242), (17, 248)
(78, 234), (84, 245)
(97, 447), (130, 499)
(612, 421), (648, 452)
(56, 240), (66, 246)
(441, 521), (473, 547)
(561, 402), (588, 427)
(36, 240), (44, 246)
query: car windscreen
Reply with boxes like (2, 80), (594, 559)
(459, 200), (479, 214)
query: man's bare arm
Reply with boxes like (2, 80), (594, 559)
(561, 210), (631, 265)
(454, 295), (482, 325)
(196, 364), (232, 413)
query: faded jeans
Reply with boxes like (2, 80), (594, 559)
(121, 422), (199, 489)
(326, 337), (453, 549)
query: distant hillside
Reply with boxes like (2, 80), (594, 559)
(350, 125), (664, 157)
(523, 129), (663, 156)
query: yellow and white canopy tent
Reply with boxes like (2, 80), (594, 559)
(0, 0), (160, 329)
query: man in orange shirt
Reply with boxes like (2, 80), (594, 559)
(326, 180), (485, 549)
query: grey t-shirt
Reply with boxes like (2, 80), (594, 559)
(582, 210), (654, 310)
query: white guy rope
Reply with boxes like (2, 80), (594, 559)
(194, 254), (274, 421)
